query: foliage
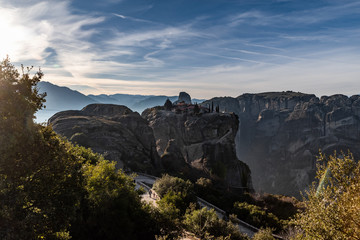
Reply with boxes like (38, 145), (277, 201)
(252, 194), (300, 221)
(153, 174), (196, 213)
(154, 193), (184, 238)
(233, 202), (283, 232)
(194, 103), (200, 114)
(291, 152), (360, 240)
(0, 57), (82, 239)
(164, 99), (173, 111)
(0, 58), (159, 240)
(72, 159), (159, 240)
(251, 228), (275, 240)
(196, 177), (213, 188)
(183, 207), (249, 240)
(0, 57), (45, 144)
(0, 125), (84, 239)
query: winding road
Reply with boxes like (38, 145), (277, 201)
(133, 173), (283, 239)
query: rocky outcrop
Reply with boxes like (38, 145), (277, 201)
(174, 92), (192, 105)
(48, 102), (252, 191)
(48, 104), (160, 172)
(142, 108), (252, 191)
(202, 92), (360, 197)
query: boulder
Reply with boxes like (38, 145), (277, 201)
(48, 104), (160, 172)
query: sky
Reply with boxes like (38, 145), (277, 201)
(0, 0), (359, 99)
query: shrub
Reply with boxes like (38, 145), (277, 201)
(233, 202), (283, 232)
(183, 207), (249, 240)
(292, 152), (360, 239)
(153, 174), (196, 214)
(252, 228), (275, 240)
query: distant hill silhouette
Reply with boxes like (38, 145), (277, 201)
(35, 81), (205, 123)
(89, 94), (205, 112)
(36, 82), (96, 123)
(131, 95), (178, 112)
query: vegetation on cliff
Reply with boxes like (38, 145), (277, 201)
(291, 152), (360, 239)
(0, 58), (159, 239)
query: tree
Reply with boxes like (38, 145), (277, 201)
(164, 98), (173, 111)
(183, 206), (248, 240)
(0, 58), (159, 239)
(72, 159), (159, 240)
(233, 202), (282, 232)
(0, 125), (85, 239)
(252, 228), (275, 240)
(292, 152), (360, 240)
(0, 56), (45, 139)
(153, 174), (196, 214)
(194, 103), (200, 114)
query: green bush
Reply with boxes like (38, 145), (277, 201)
(252, 228), (275, 240)
(233, 202), (283, 232)
(153, 174), (196, 214)
(292, 152), (360, 239)
(183, 207), (249, 240)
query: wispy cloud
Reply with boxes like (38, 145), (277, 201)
(112, 13), (156, 24)
(0, 0), (359, 99)
(229, 1), (360, 27)
(107, 27), (198, 47)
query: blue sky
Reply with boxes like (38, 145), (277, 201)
(1, 0), (359, 98)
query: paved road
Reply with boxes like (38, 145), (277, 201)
(132, 173), (282, 239)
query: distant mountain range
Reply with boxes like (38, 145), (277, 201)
(35, 81), (205, 123)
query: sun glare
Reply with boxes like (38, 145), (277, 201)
(0, 8), (42, 61)
(0, 9), (19, 58)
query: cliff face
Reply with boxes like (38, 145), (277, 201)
(142, 108), (252, 190)
(48, 104), (160, 172)
(203, 92), (360, 197)
(48, 103), (252, 191)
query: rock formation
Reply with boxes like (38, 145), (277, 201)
(174, 92), (192, 105)
(202, 92), (360, 197)
(142, 107), (252, 191)
(48, 104), (160, 172)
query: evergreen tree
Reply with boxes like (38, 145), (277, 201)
(164, 98), (173, 110)
(194, 103), (200, 114)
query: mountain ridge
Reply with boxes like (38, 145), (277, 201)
(35, 81), (205, 122)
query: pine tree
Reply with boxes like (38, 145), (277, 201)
(164, 98), (173, 111)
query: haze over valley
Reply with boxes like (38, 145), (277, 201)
(2, 0), (360, 239)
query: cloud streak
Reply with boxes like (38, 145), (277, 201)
(0, 0), (359, 99)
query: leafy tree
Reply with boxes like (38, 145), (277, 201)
(233, 202), (282, 232)
(252, 228), (275, 240)
(0, 56), (45, 143)
(0, 58), (159, 240)
(0, 125), (84, 239)
(152, 174), (196, 214)
(292, 152), (360, 240)
(183, 206), (248, 240)
(0, 57), (81, 239)
(72, 159), (159, 240)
